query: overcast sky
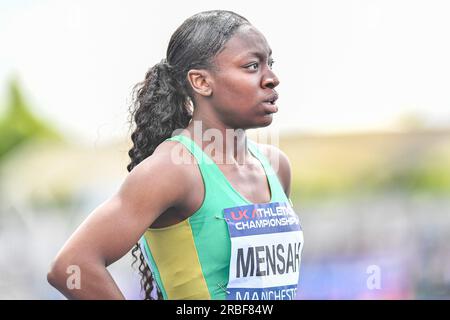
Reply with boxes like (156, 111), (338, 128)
(1, 0), (450, 144)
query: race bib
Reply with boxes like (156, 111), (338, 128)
(223, 202), (304, 300)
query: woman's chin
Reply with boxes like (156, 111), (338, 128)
(250, 113), (274, 128)
(261, 113), (274, 125)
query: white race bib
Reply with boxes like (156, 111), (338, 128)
(223, 202), (304, 300)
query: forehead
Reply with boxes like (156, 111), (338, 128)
(214, 25), (272, 65)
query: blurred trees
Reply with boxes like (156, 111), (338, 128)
(281, 130), (450, 204)
(0, 78), (63, 165)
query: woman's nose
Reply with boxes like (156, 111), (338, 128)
(262, 70), (280, 89)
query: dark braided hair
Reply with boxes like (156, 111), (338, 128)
(127, 10), (250, 300)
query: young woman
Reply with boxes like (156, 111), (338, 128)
(47, 10), (304, 300)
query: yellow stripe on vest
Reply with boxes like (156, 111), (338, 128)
(143, 220), (211, 299)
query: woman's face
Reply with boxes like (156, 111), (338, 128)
(208, 25), (280, 129)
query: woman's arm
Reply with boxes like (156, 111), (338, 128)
(47, 144), (192, 299)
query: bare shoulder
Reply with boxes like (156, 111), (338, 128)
(254, 142), (292, 197)
(122, 140), (196, 210)
(47, 140), (198, 274)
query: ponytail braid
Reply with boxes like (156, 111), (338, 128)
(127, 60), (192, 300)
(128, 60), (192, 173)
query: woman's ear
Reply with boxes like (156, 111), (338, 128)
(186, 69), (213, 97)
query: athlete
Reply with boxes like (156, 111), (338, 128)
(47, 10), (304, 300)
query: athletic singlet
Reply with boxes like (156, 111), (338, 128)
(139, 134), (304, 300)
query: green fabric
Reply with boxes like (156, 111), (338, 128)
(163, 134), (290, 299)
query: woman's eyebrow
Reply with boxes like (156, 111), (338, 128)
(240, 48), (273, 60)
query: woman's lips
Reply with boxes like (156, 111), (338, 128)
(262, 101), (278, 114)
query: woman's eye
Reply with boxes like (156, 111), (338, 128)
(246, 63), (259, 70)
(246, 60), (275, 71)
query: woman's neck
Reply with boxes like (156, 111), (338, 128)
(182, 118), (252, 166)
